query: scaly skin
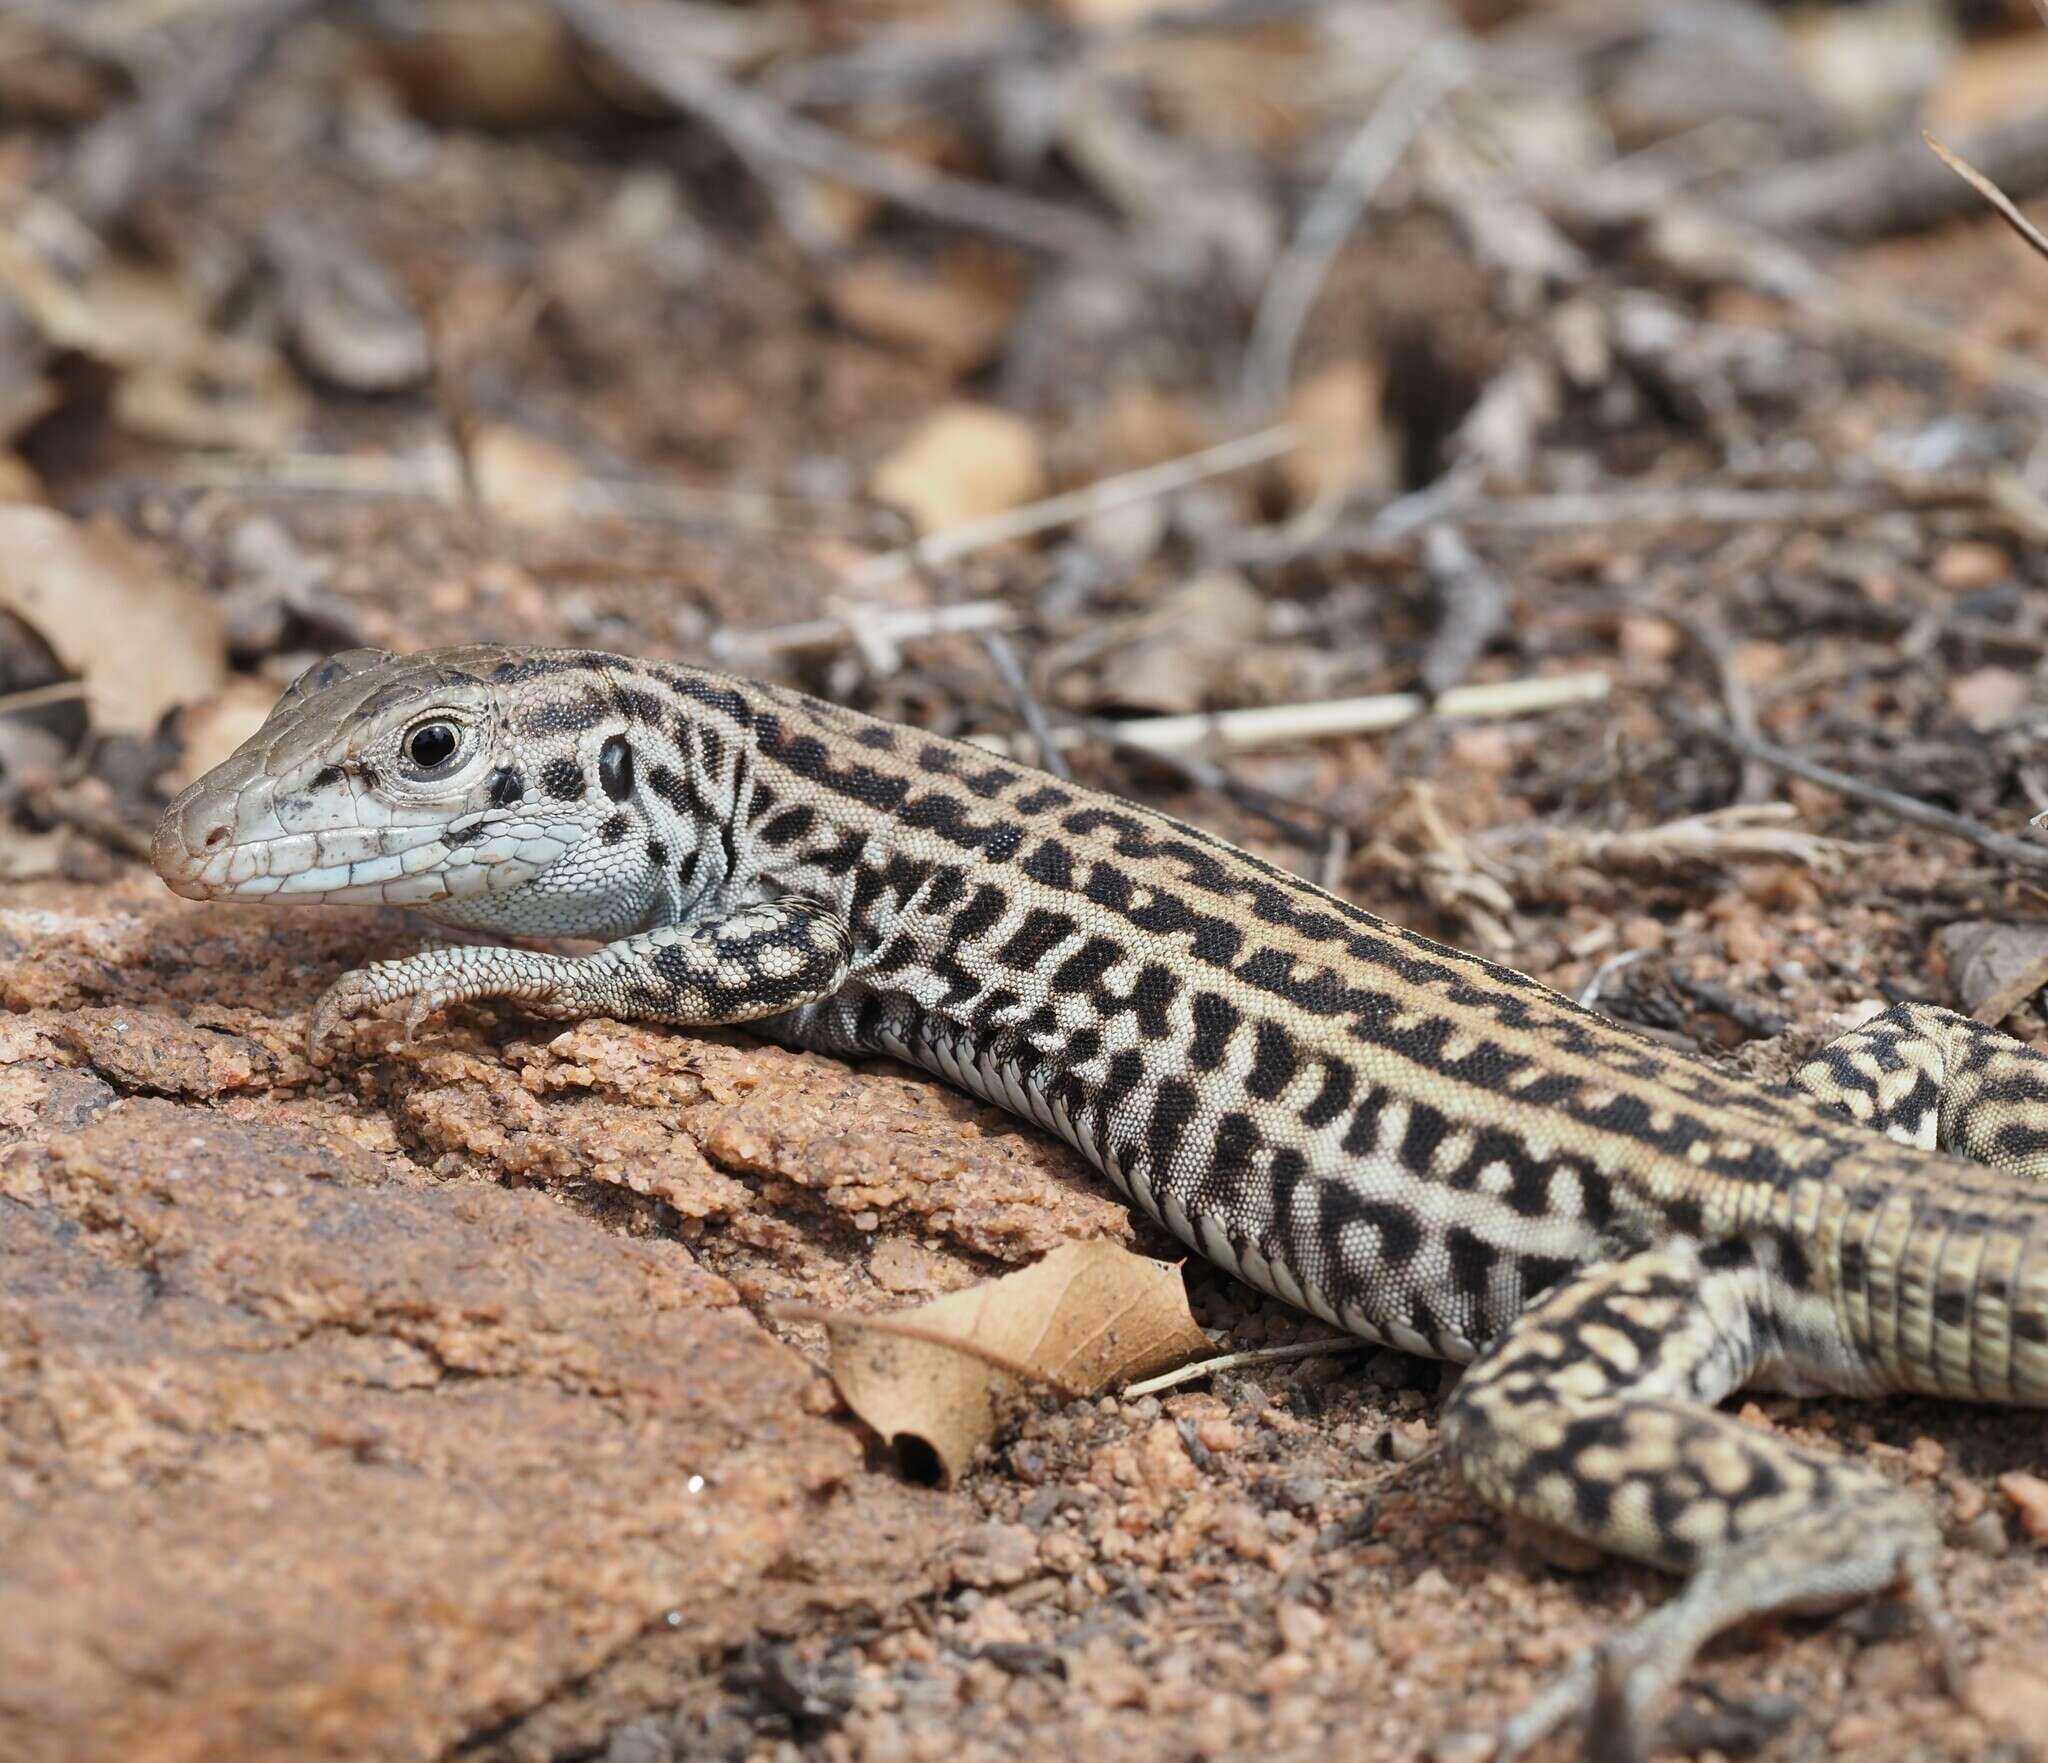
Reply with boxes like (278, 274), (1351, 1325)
(154, 646), (2048, 1759)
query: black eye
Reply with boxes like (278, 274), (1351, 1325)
(405, 721), (459, 770)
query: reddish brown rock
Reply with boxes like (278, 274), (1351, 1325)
(1, 1093), (853, 1763)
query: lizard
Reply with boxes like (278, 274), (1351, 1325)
(150, 644), (2048, 1761)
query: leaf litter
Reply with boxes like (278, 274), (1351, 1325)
(779, 1239), (1210, 1483)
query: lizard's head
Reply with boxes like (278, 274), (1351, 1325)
(153, 646), (603, 914)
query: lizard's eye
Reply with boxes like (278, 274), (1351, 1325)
(402, 720), (462, 774)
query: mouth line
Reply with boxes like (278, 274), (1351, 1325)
(158, 819), (463, 893)
(159, 810), (592, 906)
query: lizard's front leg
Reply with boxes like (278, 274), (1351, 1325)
(309, 896), (853, 1057)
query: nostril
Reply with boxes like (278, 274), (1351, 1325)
(202, 825), (231, 850)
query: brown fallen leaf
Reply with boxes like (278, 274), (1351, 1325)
(825, 251), (1020, 379)
(0, 508), (225, 735)
(782, 1239), (1209, 1484)
(869, 403), (1045, 537)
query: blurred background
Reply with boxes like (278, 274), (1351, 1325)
(6, 3), (2048, 1761)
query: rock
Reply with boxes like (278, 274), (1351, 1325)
(0, 1095), (852, 1763)
(1996, 1470), (2048, 1543)
(1965, 1658), (2048, 1740)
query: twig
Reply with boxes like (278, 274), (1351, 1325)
(1923, 131), (2048, 263)
(1671, 612), (1769, 805)
(0, 680), (87, 715)
(1731, 106), (2048, 242)
(1578, 946), (1650, 1011)
(552, 0), (1126, 265)
(57, 0), (328, 231)
(1240, 32), (1478, 411)
(1229, 478), (1991, 564)
(1417, 525), (1508, 696)
(157, 447), (874, 537)
(971, 671), (1611, 760)
(848, 424), (1300, 592)
(978, 628), (1071, 782)
(1122, 1335), (1366, 1398)
(1674, 709), (2048, 873)
(1079, 718), (1332, 849)
(1317, 823), (1351, 893)
(709, 600), (1015, 669)
(1669, 972), (1788, 1042)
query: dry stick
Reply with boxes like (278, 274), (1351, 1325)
(1240, 32), (1479, 412)
(846, 424), (1301, 592)
(1124, 1336), (1368, 1399)
(1733, 106), (2048, 243)
(1674, 710), (2048, 873)
(1671, 612), (1770, 806)
(1077, 718), (1332, 850)
(1233, 482), (1962, 564)
(0, 680), (88, 715)
(552, 0), (1125, 264)
(978, 628), (1072, 783)
(1923, 131), (2048, 263)
(58, 0), (328, 231)
(161, 448), (865, 535)
(1417, 525), (1508, 696)
(711, 600), (1015, 669)
(1046, 671), (1612, 759)
(962, 671), (1610, 762)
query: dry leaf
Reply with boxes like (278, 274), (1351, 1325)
(789, 1240), (1208, 1484)
(469, 425), (587, 527)
(870, 403), (1045, 536)
(825, 252), (1020, 379)
(1098, 384), (1214, 473)
(371, 0), (616, 128)
(1101, 568), (1264, 716)
(0, 508), (225, 734)
(1283, 358), (1395, 510)
(113, 333), (310, 453)
(164, 678), (285, 794)
(1936, 921), (2048, 1022)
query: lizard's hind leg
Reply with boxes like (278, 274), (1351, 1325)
(1798, 999), (2048, 1179)
(1441, 1240), (1946, 1762)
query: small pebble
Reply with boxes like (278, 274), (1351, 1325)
(1952, 1511), (2009, 1556)
(1933, 540), (2011, 591)
(1905, 1436), (1945, 1479)
(1276, 1600), (1327, 1652)
(1619, 915), (1665, 954)
(1996, 1470), (2048, 1543)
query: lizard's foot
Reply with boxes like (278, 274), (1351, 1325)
(309, 960), (473, 1058)
(307, 948), (576, 1059)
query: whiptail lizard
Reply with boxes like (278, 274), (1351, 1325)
(153, 645), (2048, 1760)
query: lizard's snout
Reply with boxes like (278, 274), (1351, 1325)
(152, 783), (236, 898)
